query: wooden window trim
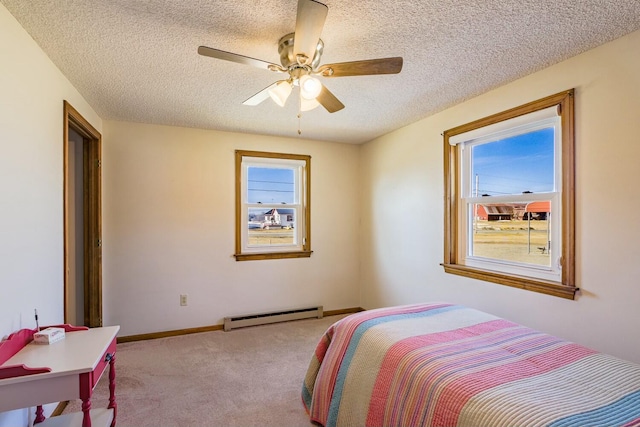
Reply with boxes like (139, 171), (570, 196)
(442, 90), (577, 299)
(234, 150), (312, 261)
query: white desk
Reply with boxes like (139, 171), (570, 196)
(0, 326), (119, 427)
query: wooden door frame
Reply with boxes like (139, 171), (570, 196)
(63, 101), (102, 327)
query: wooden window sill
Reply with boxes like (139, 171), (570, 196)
(235, 251), (313, 261)
(441, 263), (577, 300)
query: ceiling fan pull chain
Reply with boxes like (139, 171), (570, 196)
(297, 95), (302, 135)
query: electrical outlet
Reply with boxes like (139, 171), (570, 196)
(180, 294), (188, 306)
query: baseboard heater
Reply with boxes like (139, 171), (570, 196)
(223, 305), (323, 332)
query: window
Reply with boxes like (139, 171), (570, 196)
(442, 90), (576, 299)
(235, 150), (311, 261)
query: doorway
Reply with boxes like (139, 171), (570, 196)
(64, 101), (102, 327)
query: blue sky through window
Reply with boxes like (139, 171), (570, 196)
(247, 167), (295, 204)
(471, 127), (554, 196)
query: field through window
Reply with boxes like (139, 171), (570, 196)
(472, 218), (550, 266)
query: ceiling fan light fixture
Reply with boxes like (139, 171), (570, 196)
(269, 80), (292, 106)
(299, 75), (322, 100)
(300, 96), (320, 111)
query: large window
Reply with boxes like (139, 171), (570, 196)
(235, 150), (311, 261)
(443, 90), (576, 299)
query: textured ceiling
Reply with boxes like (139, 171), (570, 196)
(3, 1), (640, 144)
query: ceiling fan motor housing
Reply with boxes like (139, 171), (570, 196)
(278, 32), (324, 69)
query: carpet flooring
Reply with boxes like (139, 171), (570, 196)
(62, 314), (346, 426)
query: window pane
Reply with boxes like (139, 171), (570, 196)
(247, 207), (295, 246)
(471, 201), (551, 267)
(247, 167), (295, 204)
(471, 128), (554, 196)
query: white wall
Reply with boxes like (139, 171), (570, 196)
(0, 3), (102, 425)
(101, 121), (361, 336)
(360, 29), (640, 363)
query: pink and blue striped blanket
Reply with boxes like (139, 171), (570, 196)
(302, 303), (640, 427)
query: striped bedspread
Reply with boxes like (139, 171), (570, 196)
(302, 303), (640, 427)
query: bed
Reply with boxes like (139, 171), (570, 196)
(302, 303), (640, 427)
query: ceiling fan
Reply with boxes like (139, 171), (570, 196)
(198, 0), (403, 114)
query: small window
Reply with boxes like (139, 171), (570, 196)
(443, 90), (576, 299)
(235, 150), (311, 261)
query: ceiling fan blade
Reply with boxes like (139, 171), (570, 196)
(242, 81), (281, 106)
(317, 57), (403, 77)
(293, 0), (328, 64)
(198, 46), (284, 72)
(316, 84), (345, 113)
